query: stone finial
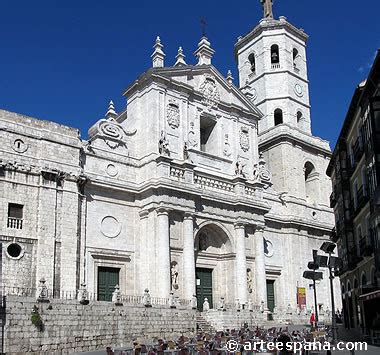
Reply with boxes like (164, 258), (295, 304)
(248, 299), (253, 312)
(105, 100), (117, 119)
(226, 70), (234, 85)
(112, 284), (123, 306)
(169, 291), (176, 309)
(151, 36), (165, 68)
(78, 283), (89, 305)
(218, 297), (225, 311)
(174, 46), (187, 66)
(235, 298), (241, 312)
(194, 36), (215, 66)
(191, 294), (197, 310)
(143, 288), (152, 307)
(202, 297), (210, 312)
(37, 277), (50, 303)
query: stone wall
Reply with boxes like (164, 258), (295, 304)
(4, 296), (196, 354)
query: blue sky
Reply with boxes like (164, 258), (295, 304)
(0, 0), (379, 147)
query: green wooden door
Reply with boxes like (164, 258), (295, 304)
(266, 280), (275, 312)
(196, 268), (213, 311)
(98, 267), (120, 301)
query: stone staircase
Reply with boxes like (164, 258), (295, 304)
(196, 313), (216, 334)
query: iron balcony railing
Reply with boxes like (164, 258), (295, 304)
(7, 217), (23, 229)
(353, 137), (364, 163)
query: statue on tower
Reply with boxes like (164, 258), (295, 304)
(260, 0), (274, 19)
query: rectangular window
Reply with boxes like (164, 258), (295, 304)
(199, 116), (217, 154)
(7, 203), (23, 229)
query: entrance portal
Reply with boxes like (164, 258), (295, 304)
(196, 268), (213, 311)
(98, 266), (120, 301)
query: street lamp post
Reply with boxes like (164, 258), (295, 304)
(320, 241), (342, 344)
(303, 262), (323, 325)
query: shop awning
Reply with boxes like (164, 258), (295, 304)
(359, 289), (380, 301)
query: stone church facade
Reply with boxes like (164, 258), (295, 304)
(0, 10), (341, 314)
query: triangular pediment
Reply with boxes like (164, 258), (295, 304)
(161, 65), (262, 117)
(125, 65), (263, 120)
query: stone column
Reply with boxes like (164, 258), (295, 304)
(183, 213), (195, 300)
(235, 223), (248, 305)
(156, 208), (171, 298)
(255, 226), (268, 308)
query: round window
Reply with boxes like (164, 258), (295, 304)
(6, 243), (23, 259)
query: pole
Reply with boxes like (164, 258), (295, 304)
(329, 262), (338, 343)
(313, 278), (319, 323)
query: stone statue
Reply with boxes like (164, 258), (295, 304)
(235, 157), (246, 177)
(247, 269), (253, 294)
(183, 142), (190, 160)
(171, 263), (179, 289)
(187, 122), (198, 148)
(158, 130), (170, 156)
(260, 0), (274, 19)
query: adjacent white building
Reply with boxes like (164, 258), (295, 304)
(0, 7), (341, 315)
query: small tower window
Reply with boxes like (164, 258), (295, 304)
(293, 48), (299, 68)
(274, 109), (283, 126)
(248, 53), (256, 73)
(271, 45), (279, 64)
(297, 111), (303, 128)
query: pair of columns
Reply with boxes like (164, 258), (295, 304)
(156, 209), (195, 299)
(156, 208), (267, 307)
(235, 224), (267, 306)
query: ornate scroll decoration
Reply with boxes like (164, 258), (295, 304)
(167, 100), (180, 129)
(89, 117), (136, 150)
(240, 127), (250, 152)
(199, 74), (220, 109)
(257, 152), (272, 188)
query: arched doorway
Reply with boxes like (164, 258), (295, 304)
(194, 223), (233, 311)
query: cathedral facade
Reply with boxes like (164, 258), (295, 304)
(0, 9), (341, 314)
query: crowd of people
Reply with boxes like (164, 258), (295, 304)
(105, 325), (329, 354)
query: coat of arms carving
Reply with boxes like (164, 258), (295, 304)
(239, 127), (250, 152)
(167, 101), (180, 129)
(199, 74), (220, 108)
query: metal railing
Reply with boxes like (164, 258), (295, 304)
(7, 217), (23, 229)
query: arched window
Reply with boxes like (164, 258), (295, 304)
(361, 272), (367, 288)
(304, 161), (319, 201)
(271, 45), (279, 64)
(297, 111), (303, 123)
(354, 278), (358, 289)
(248, 53), (256, 73)
(293, 48), (299, 68)
(274, 109), (283, 126)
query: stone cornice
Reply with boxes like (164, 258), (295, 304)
(258, 124), (331, 156)
(235, 18), (309, 56)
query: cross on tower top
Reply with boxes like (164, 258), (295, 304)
(200, 18), (207, 37)
(260, 0), (274, 19)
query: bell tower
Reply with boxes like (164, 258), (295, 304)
(235, 4), (311, 134)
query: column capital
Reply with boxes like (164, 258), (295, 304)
(183, 212), (193, 221)
(156, 207), (170, 216)
(234, 222), (246, 230)
(255, 225), (265, 233)
(139, 210), (149, 219)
